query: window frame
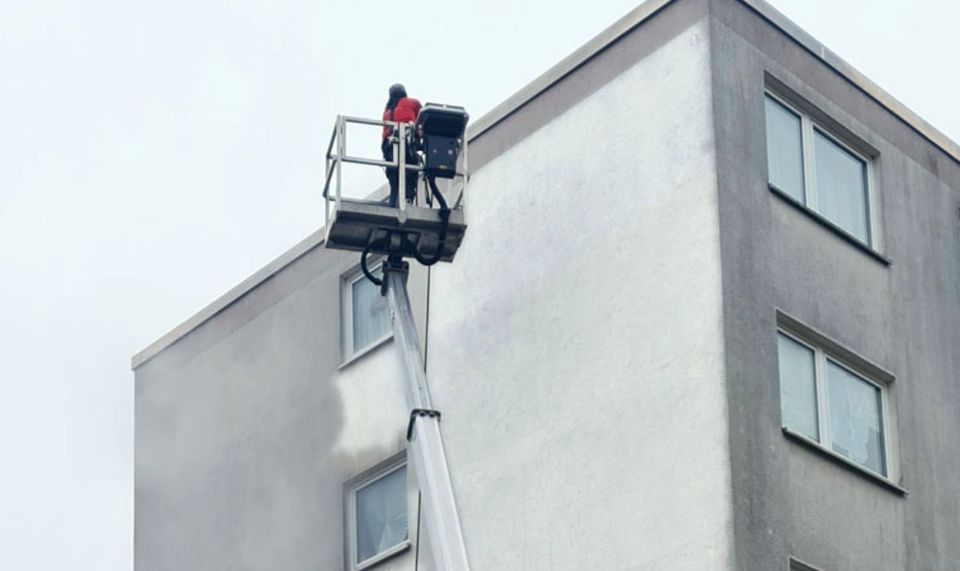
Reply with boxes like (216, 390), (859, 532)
(776, 327), (894, 481)
(344, 453), (411, 571)
(764, 90), (881, 251)
(340, 262), (393, 364)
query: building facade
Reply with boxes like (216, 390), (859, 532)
(133, 0), (960, 569)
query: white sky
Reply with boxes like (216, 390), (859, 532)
(0, 1), (956, 568)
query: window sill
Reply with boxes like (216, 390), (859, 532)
(768, 184), (892, 267)
(354, 540), (411, 571)
(782, 427), (907, 496)
(339, 334), (393, 370)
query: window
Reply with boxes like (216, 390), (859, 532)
(342, 265), (391, 360)
(345, 458), (409, 570)
(764, 93), (874, 247)
(777, 331), (889, 477)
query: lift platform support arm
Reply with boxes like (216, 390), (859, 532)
(383, 259), (470, 570)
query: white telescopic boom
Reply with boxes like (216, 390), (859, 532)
(383, 265), (470, 571)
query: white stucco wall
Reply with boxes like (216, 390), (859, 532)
(135, 253), (430, 571)
(426, 19), (734, 570)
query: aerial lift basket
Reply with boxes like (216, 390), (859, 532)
(322, 103), (469, 263)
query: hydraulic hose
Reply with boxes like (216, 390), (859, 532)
(361, 237), (387, 286)
(414, 176), (450, 267)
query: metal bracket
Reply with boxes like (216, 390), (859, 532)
(379, 255), (409, 296)
(406, 408), (442, 441)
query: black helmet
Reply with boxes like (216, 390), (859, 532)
(389, 83), (407, 98)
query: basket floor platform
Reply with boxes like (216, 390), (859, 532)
(325, 200), (467, 262)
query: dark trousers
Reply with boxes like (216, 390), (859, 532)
(382, 139), (419, 207)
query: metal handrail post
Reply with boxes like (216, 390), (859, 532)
(397, 124), (407, 218)
(384, 264), (470, 571)
(324, 123), (336, 230)
(324, 123), (337, 176)
(336, 116), (344, 210)
(454, 135), (469, 209)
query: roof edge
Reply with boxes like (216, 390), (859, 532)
(466, 0), (675, 140)
(467, 0), (960, 163)
(738, 0), (960, 163)
(131, 227), (326, 370)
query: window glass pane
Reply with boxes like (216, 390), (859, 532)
(777, 334), (819, 441)
(765, 96), (805, 202)
(813, 131), (870, 244)
(826, 361), (885, 475)
(352, 270), (390, 352)
(355, 466), (407, 563)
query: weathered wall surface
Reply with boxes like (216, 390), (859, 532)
(136, 0), (960, 569)
(709, 0), (960, 569)
(134, 244), (429, 571)
(135, 2), (739, 569)
(426, 9), (734, 570)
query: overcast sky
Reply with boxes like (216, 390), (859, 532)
(0, 0), (956, 568)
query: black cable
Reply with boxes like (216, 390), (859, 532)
(423, 265), (431, 371)
(428, 176), (449, 211)
(414, 176), (450, 267)
(361, 238), (386, 286)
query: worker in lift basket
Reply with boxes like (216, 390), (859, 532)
(382, 83), (421, 207)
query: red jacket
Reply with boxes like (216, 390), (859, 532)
(382, 97), (421, 139)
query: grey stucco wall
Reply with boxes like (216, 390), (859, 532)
(135, 1), (739, 569)
(709, 0), (960, 569)
(135, 245), (430, 570)
(426, 6), (735, 569)
(134, 0), (960, 569)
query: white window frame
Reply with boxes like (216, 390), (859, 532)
(340, 262), (393, 364)
(777, 328), (893, 480)
(344, 455), (410, 571)
(764, 90), (881, 250)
